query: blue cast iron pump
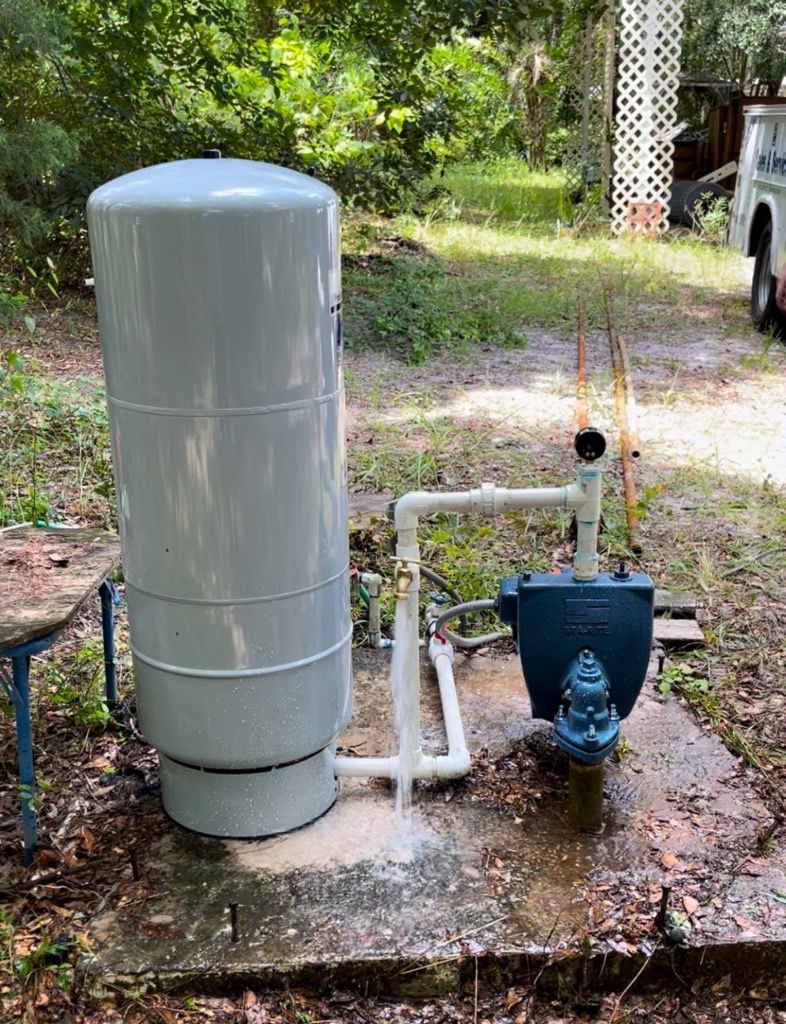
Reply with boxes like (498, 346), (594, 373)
(496, 429), (654, 826)
(496, 563), (653, 764)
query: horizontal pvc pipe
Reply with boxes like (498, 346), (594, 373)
(333, 638), (470, 781)
(334, 748), (469, 781)
(394, 483), (587, 547)
(334, 754), (397, 778)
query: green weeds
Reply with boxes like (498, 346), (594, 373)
(0, 908), (79, 1005)
(657, 659), (772, 773)
(343, 160), (752, 356)
(45, 639), (111, 731)
(343, 252), (523, 364)
(739, 331), (779, 371)
(0, 353), (113, 526)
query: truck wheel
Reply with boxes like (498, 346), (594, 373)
(751, 224), (785, 335)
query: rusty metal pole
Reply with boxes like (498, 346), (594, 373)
(610, 341), (643, 554)
(604, 290), (642, 553)
(568, 759), (605, 833)
(615, 333), (641, 459)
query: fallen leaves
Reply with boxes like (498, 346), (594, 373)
(683, 895), (700, 916)
(733, 914), (756, 931)
(79, 826), (96, 854)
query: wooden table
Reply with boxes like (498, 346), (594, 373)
(0, 527), (122, 863)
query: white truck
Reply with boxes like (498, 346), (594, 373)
(729, 104), (786, 333)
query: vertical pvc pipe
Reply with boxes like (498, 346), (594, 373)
(397, 545), (421, 770)
(362, 573), (383, 649)
(573, 465), (601, 581)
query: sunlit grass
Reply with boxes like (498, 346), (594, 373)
(343, 158), (752, 363)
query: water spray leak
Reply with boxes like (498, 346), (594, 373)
(391, 600), (415, 829)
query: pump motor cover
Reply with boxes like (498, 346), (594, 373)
(498, 569), (654, 722)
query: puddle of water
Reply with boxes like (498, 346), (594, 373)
(229, 789), (437, 873)
(152, 793), (653, 965)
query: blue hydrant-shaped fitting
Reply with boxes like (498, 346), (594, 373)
(553, 649), (620, 764)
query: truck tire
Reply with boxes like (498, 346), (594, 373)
(668, 180), (732, 228)
(751, 224), (786, 336)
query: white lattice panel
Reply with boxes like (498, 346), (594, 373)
(564, 11), (614, 203)
(611, 0), (684, 235)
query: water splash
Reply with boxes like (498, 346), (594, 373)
(390, 599), (416, 830)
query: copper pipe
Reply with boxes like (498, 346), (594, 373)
(615, 333), (641, 459)
(605, 292), (642, 554)
(602, 289), (640, 458)
(610, 337), (642, 553)
(576, 301), (588, 431)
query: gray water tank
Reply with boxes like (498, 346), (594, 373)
(87, 158), (352, 837)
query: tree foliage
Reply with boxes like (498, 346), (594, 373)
(1, 0), (779, 279)
(0, 0), (521, 272)
(682, 0), (786, 93)
(0, 1), (77, 244)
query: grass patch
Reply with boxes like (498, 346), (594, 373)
(0, 351), (113, 526)
(343, 249), (525, 364)
(340, 157), (754, 365)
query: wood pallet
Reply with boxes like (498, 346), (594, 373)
(653, 589), (704, 649)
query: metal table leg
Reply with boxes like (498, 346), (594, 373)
(99, 580), (118, 709)
(11, 655), (36, 865)
(0, 630), (62, 864)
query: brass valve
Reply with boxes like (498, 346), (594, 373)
(391, 556), (419, 600)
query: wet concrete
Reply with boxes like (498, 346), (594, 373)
(82, 651), (786, 998)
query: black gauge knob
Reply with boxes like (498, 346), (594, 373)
(574, 427), (606, 462)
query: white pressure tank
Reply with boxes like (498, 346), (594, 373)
(87, 156), (352, 837)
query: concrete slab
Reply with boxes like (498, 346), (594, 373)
(82, 651), (786, 998)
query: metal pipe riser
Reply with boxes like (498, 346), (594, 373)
(567, 759), (605, 834)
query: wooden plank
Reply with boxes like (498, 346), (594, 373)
(0, 527), (121, 650)
(348, 492), (394, 525)
(654, 589), (698, 618)
(698, 160), (737, 184)
(653, 618), (705, 650)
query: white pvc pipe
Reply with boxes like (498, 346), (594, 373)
(573, 465), (602, 582)
(428, 638), (470, 775)
(360, 571), (392, 648)
(334, 754), (398, 778)
(333, 635), (469, 779)
(334, 470), (602, 783)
